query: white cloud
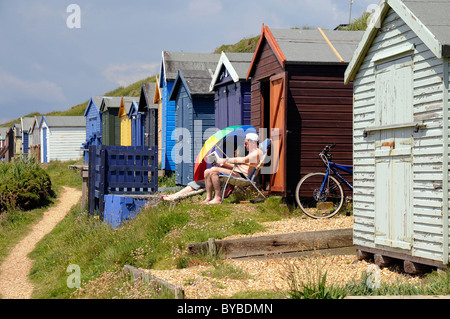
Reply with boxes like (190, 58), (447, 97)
(102, 62), (160, 87)
(0, 69), (66, 105)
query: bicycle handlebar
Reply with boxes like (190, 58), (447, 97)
(320, 143), (336, 162)
(322, 143), (336, 155)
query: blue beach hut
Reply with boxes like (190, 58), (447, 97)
(83, 96), (103, 163)
(169, 68), (217, 186)
(158, 51), (219, 173)
(209, 52), (253, 129)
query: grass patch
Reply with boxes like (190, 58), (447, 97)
(27, 195), (283, 298)
(202, 262), (252, 281)
(344, 268), (450, 296)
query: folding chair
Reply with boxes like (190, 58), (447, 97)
(219, 139), (271, 200)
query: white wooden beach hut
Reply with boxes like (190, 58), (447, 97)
(344, 0), (450, 271)
(39, 116), (86, 163)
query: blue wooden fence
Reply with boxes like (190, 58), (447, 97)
(88, 145), (158, 219)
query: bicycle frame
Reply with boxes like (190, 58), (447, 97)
(326, 162), (353, 191)
(319, 150), (353, 193)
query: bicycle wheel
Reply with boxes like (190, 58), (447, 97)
(295, 172), (344, 219)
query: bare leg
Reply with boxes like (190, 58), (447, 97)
(162, 186), (194, 201)
(207, 171), (223, 204)
(201, 169), (214, 204)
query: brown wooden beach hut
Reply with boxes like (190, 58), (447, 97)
(247, 25), (363, 198)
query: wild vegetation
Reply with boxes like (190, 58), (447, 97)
(0, 158), (53, 213)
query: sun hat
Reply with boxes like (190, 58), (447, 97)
(245, 132), (259, 142)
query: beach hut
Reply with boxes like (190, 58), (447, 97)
(118, 96), (136, 146)
(29, 115), (42, 161)
(100, 96), (136, 146)
(0, 127), (8, 149)
(209, 52), (253, 129)
(344, 0), (449, 271)
(128, 100), (143, 147)
(158, 51), (220, 172)
(83, 96), (103, 163)
(100, 97), (121, 146)
(12, 123), (21, 157)
(246, 25), (363, 197)
(137, 82), (157, 149)
(153, 76), (163, 165)
(169, 68), (217, 186)
(0, 127), (14, 162)
(20, 117), (34, 155)
(39, 116), (86, 163)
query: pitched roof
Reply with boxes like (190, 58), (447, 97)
(160, 51), (220, 85)
(31, 115), (42, 132)
(403, 0), (450, 54)
(0, 127), (9, 139)
(118, 97), (138, 118)
(83, 96), (103, 117)
(138, 82), (157, 112)
(345, 0), (450, 84)
(169, 69), (215, 101)
(21, 117), (35, 132)
(272, 28), (363, 63)
(41, 116), (86, 128)
(247, 25), (363, 79)
(100, 96), (138, 112)
(209, 52), (253, 91)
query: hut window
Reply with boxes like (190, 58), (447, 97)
(375, 55), (413, 127)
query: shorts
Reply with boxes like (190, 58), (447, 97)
(187, 180), (205, 190)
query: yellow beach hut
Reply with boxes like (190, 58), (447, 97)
(118, 96), (137, 146)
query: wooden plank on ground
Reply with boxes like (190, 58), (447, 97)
(123, 265), (185, 299)
(188, 228), (353, 259)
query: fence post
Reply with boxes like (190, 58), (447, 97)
(99, 146), (106, 221)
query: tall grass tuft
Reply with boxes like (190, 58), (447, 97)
(283, 256), (347, 299)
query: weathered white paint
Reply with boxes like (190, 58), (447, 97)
(351, 7), (449, 266)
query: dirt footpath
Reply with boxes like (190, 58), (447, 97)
(0, 186), (81, 299)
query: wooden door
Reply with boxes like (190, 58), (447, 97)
(42, 127), (48, 163)
(374, 55), (413, 251)
(269, 72), (287, 194)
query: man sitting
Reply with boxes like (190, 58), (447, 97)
(202, 133), (262, 205)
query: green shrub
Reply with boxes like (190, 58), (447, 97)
(0, 159), (53, 212)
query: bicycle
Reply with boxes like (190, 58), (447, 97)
(295, 143), (353, 219)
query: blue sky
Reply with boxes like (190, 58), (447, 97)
(0, 0), (376, 125)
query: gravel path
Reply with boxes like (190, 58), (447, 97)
(146, 216), (426, 299)
(0, 186), (81, 299)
